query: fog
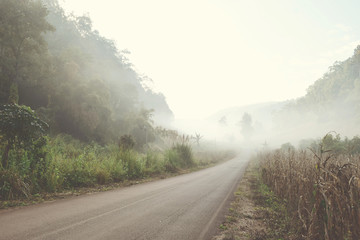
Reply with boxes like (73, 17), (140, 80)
(57, 0), (360, 150)
(170, 95), (360, 151)
(61, 0), (360, 119)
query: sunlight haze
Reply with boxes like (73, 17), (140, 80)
(61, 0), (360, 119)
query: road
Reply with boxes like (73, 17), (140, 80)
(0, 155), (248, 240)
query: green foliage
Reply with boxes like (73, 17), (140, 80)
(143, 151), (164, 176)
(0, 135), (49, 198)
(1, 0), (173, 146)
(38, 1), (172, 144)
(0, 0), (54, 103)
(0, 104), (48, 168)
(0, 133), (230, 201)
(274, 45), (360, 132)
(8, 83), (19, 104)
(0, 136), (134, 197)
(0, 0), (229, 202)
(173, 143), (194, 167)
(119, 149), (143, 180)
(0, 104), (48, 145)
(119, 135), (136, 150)
(280, 142), (295, 152)
(303, 133), (360, 155)
(321, 132), (345, 154)
(164, 144), (195, 171)
(0, 170), (30, 200)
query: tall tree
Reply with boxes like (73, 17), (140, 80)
(239, 112), (254, 141)
(0, 0), (54, 103)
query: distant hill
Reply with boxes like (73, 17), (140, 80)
(208, 45), (360, 146)
(273, 45), (360, 139)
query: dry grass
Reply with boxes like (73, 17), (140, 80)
(259, 145), (360, 240)
(213, 160), (291, 240)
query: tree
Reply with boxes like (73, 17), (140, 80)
(0, 0), (54, 103)
(239, 112), (254, 141)
(119, 134), (136, 150)
(0, 104), (48, 168)
(273, 44), (360, 133)
(280, 142), (295, 152)
(0, 0), (174, 146)
(192, 132), (203, 146)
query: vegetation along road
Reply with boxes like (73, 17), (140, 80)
(0, 155), (247, 240)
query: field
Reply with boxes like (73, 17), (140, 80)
(257, 135), (360, 240)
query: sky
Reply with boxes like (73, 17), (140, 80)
(60, 0), (360, 119)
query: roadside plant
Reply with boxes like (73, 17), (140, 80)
(0, 104), (48, 168)
(259, 134), (360, 240)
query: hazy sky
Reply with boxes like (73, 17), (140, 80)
(60, 0), (360, 119)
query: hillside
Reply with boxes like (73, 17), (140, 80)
(273, 45), (360, 140)
(0, 0), (173, 146)
(207, 45), (360, 146)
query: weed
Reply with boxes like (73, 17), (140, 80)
(1, 134), (231, 202)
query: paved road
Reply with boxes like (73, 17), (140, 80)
(0, 155), (248, 240)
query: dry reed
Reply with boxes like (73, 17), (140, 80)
(259, 144), (360, 240)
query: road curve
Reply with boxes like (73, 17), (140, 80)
(0, 155), (248, 240)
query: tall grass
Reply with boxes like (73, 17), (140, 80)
(164, 143), (195, 172)
(0, 134), (227, 200)
(258, 137), (360, 240)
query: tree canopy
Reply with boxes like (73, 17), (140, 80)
(273, 45), (360, 136)
(0, 0), (174, 148)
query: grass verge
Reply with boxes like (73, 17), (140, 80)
(212, 158), (294, 240)
(0, 147), (234, 209)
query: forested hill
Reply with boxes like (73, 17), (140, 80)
(274, 45), (360, 138)
(0, 0), (173, 144)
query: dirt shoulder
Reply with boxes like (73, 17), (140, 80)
(212, 160), (294, 240)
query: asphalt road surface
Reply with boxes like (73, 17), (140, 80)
(0, 155), (248, 240)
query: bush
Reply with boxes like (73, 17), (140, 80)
(0, 104), (48, 169)
(0, 133), (227, 201)
(0, 170), (30, 199)
(164, 148), (181, 172)
(173, 143), (195, 168)
(143, 151), (164, 176)
(164, 144), (194, 171)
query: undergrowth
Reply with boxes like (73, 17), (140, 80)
(0, 134), (233, 203)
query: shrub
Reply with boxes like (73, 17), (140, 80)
(0, 170), (30, 199)
(143, 151), (164, 176)
(0, 132), (226, 201)
(173, 143), (195, 168)
(119, 134), (136, 150)
(164, 149), (180, 172)
(0, 104), (48, 169)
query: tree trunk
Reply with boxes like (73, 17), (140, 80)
(1, 142), (11, 169)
